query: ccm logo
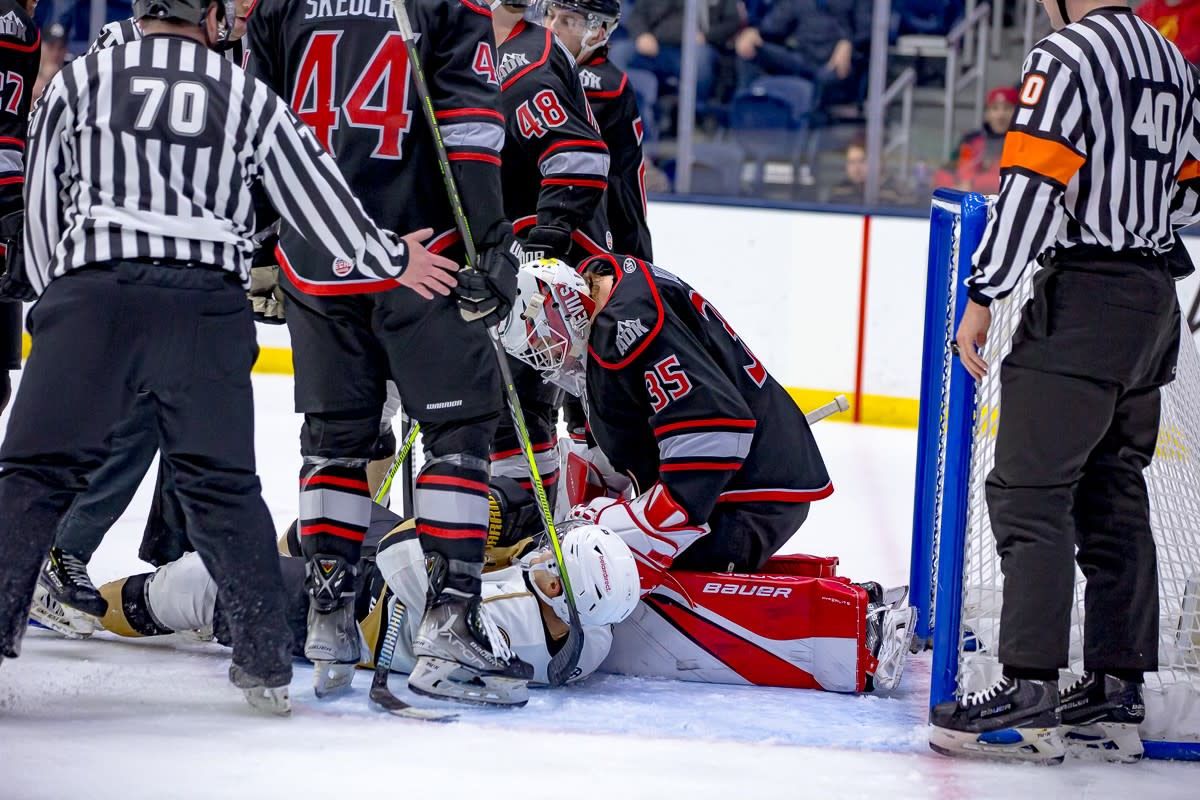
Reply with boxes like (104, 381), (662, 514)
(702, 582), (792, 598)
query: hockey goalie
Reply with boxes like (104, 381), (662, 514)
(500, 257), (915, 693)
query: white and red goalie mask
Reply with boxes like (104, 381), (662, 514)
(499, 259), (595, 397)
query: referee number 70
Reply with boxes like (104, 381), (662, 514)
(130, 77), (209, 138)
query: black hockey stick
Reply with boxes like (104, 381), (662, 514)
(369, 593), (459, 721)
(387, 0), (585, 686)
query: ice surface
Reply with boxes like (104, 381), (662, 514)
(0, 376), (1195, 799)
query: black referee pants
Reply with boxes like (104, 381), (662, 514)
(0, 263), (293, 683)
(988, 259), (1180, 674)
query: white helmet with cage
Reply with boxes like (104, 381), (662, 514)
(498, 259), (595, 397)
(524, 522), (640, 627)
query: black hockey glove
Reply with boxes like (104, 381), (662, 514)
(0, 210), (33, 303)
(247, 228), (285, 325)
(523, 225), (573, 263)
(455, 233), (521, 327)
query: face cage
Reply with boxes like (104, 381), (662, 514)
(542, 2), (617, 52)
(508, 282), (590, 397)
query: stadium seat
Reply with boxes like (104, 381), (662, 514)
(726, 76), (814, 195)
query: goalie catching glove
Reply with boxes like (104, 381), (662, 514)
(455, 230), (522, 327)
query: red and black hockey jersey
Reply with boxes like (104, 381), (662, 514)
(0, 0), (38, 216)
(498, 20), (610, 261)
(582, 254), (832, 525)
(578, 52), (651, 261)
(246, 0), (507, 286)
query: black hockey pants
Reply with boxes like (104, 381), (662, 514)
(987, 253), (1181, 674)
(0, 263), (292, 683)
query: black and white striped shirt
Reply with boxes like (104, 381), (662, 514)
(88, 16), (247, 65)
(24, 33), (408, 295)
(968, 6), (1198, 305)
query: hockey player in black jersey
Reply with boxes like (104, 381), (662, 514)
(492, 0), (612, 500)
(501, 257), (832, 593)
(0, 0), (38, 415)
(544, 0), (652, 261)
(246, 0), (530, 705)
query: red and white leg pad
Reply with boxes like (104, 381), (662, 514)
(600, 556), (880, 693)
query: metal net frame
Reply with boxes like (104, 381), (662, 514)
(911, 189), (1200, 758)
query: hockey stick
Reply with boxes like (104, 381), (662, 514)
(369, 594), (459, 721)
(387, 0), (585, 687)
(373, 421), (421, 505)
(805, 394), (850, 425)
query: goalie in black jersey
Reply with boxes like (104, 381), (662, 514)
(544, 0), (652, 261)
(491, 0), (612, 502)
(500, 258), (833, 593)
(245, 0), (532, 706)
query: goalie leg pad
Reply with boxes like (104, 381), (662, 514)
(602, 569), (883, 693)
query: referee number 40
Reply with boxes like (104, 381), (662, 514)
(1131, 80), (1180, 158)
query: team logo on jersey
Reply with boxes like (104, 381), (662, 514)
(622, 257), (636, 274)
(0, 11), (25, 38)
(332, 257), (353, 278)
(579, 69), (602, 91)
(498, 51), (530, 82)
(615, 318), (649, 356)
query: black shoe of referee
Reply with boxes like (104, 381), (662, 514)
(929, 676), (1065, 763)
(40, 547), (108, 618)
(1060, 672), (1146, 763)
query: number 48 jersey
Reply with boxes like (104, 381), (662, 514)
(245, 0), (508, 262)
(581, 255), (833, 526)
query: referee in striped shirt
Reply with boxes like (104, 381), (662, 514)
(0, 0), (457, 714)
(932, 0), (1197, 764)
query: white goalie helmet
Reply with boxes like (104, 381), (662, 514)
(499, 259), (595, 397)
(525, 522), (640, 627)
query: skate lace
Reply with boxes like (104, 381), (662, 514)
(475, 604), (514, 663)
(61, 555), (96, 591)
(963, 677), (1011, 707)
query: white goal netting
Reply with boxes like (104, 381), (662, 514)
(958, 268), (1200, 744)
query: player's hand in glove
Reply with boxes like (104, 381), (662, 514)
(397, 228), (459, 300)
(455, 233), (520, 326)
(569, 483), (710, 594)
(246, 227), (285, 324)
(0, 209), (33, 303)
(522, 225), (573, 263)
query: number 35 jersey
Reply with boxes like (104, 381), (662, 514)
(245, 0), (509, 265)
(582, 254), (833, 526)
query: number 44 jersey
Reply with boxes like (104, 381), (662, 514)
(581, 254), (833, 527)
(245, 0), (509, 263)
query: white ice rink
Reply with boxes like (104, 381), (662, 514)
(0, 374), (1195, 799)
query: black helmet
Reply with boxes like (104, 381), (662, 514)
(546, 0), (620, 24)
(135, 0), (234, 26)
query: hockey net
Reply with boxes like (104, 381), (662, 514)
(912, 189), (1200, 758)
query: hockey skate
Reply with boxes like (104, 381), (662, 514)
(28, 581), (97, 639)
(1060, 672), (1146, 763)
(229, 663), (291, 716)
(408, 592), (533, 707)
(41, 548), (108, 618)
(860, 582), (915, 692)
(304, 555), (361, 698)
(929, 677), (1065, 763)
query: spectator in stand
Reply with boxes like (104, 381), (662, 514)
(1136, 0), (1200, 64)
(619, 0), (741, 119)
(931, 85), (1017, 195)
(824, 136), (909, 206)
(32, 23), (67, 104)
(733, 0), (870, 103)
